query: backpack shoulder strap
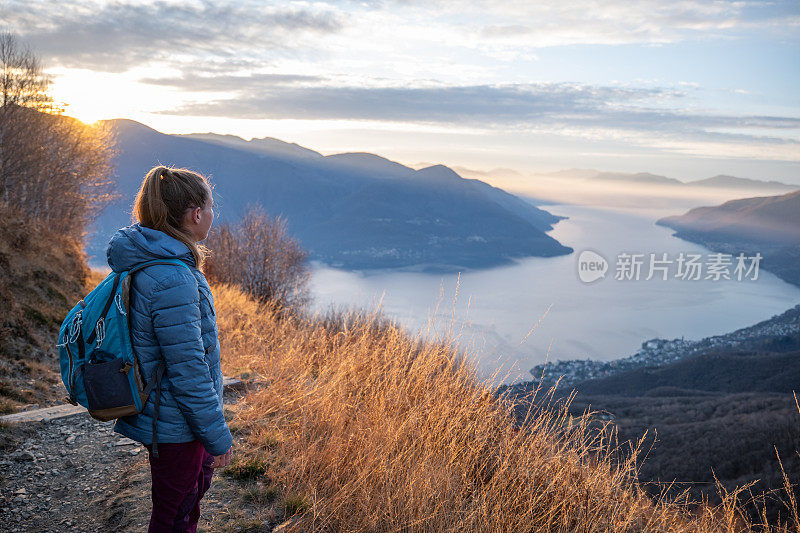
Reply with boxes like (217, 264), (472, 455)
(86, 259), (194, 344)
(128, 258), (193, 277)
(127, 258), (197, 459)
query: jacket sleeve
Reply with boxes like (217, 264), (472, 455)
(150, 272), (233, 456)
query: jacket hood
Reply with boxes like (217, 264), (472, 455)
(106, 222), (196, 272)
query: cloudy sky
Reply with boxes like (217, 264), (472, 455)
(5, 0), (800, 182)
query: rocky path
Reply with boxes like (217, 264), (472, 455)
(0, 386), (287, 532)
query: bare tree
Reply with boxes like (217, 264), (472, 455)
(0, 31), (53, 111)
(0, 32), (117, 239)
(204, 204), (312, 313)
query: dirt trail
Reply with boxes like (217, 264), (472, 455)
(0, 388), (286, 532)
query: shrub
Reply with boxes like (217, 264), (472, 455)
(204, 204), (311, 314)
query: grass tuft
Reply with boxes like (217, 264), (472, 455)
(222, 455), (270, 481)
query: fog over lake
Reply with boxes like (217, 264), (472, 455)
(308, 204), (800, 385)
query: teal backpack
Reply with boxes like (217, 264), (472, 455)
(56, 258), (192, 457)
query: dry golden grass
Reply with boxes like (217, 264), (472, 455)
(212, 281), (799, 532)
(85, 267), (108, 291)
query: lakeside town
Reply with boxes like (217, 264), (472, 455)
(528, 304), (800, 387)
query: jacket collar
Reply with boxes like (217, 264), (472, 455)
(106, 222), (197, 273)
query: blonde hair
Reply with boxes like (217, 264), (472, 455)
(132, 165), (213, 270)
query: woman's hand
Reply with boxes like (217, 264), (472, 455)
(211, 445), (233, 468)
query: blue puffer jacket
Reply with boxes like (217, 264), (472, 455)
(106, 222), (233, 457)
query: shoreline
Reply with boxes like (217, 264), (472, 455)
(513, 303), (800, 391)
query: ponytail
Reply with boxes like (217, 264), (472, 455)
(132, 165), (212, 270)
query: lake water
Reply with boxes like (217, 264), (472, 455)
(307, 204), (800, 385)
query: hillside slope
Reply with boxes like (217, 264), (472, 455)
(524, 344), (800, 524)
(565, 391), (799, 525)
(0, 202), (93, 412)
(572, 349), (800, 397)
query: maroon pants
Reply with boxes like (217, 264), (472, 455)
(145, 439), (215, 533)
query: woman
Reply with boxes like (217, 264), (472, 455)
(105, 165), (233, 532)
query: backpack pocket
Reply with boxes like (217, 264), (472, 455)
(82, 353), (139, 421)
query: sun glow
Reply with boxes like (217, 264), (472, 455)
(48, 67), (187, 125)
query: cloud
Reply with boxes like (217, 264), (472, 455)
(7, 0), (797, 76)
(466, 0), (798, 45)
(5, 0), (344, 73)
(155, 82), (678, 121)
(5, 0), (797, 162)
(146, 80), (782, 131)
(151, 80), (800, 155)
(141, 72), (326, 92)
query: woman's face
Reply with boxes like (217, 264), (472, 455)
(184, 187), (214, 242)
(199, 189), (214, 240)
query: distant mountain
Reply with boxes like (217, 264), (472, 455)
(179, 132), (323, 160)
(451, 166), (526, 180)
(446, 167), (564, 206)
(686, 174), (798, 191)
(592, 171), (683, 186)
(658, 190), (800, 245)
(536, 168), (600, 180)
(89, 119), (572, 271)
(537, 168), (798, 191)
(657, 190), (800, 286)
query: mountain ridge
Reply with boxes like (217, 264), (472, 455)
(88, 119), (572, 272)
(656, 189), (800, 286)
(532, 168), (799, 190)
